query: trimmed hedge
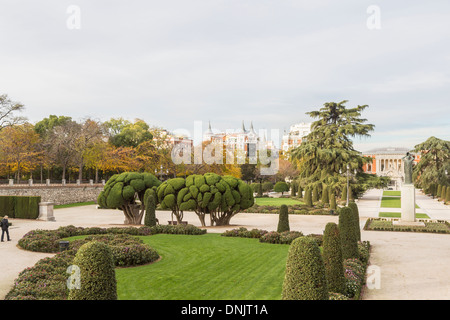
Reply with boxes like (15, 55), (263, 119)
(282, 237), (328, 300)
(338, 207), (359, 260)
(277, 204), (290, 232)
(68, 241), (117, 300)
(18, 224), (206, 253)
(323, 222), (345, 294)
(0, 196), (40, 219)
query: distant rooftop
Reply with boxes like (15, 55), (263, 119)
(362, 147), (413, 155)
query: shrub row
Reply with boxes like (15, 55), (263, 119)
(19, 224), (207, 253)
(221, 227), (323, 246)
(0, 196), (41, 219)
(243, 204), (331, 215)
(363, 218), (450, 234)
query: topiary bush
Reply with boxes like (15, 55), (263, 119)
(97, 172), (161, 225)
(68, 241), (117, 300)
(277, 204), (290, 233)
(144, 190), (157, 227)
(322, 222), (345, 294)
(282, 236), (328, 300)
(338, 207), (359, 260)
(348, 202), (361, 241)
(274, 181), (289, 195)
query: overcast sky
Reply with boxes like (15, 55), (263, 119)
(1, 0), (449, 152)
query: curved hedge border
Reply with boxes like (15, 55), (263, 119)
(221, 227), (323, 246)
(7, 224), (206, 300)
(18, 224), (206, 253)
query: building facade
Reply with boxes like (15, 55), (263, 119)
(281, 122), (312, 154)
(362, 147), (421, 190)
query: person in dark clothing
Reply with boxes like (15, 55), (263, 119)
(1, 215), (11, 242)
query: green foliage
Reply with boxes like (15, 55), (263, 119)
(290, 101), (374, 195)
(338, 207), (359, 260)
(323, 223), (345, 294)
(282, 237), (328, 300)
(447, 187), (450, 203)
(312, 184), (319, 203)
(347, 202), (361, 241)
(290, 181), (296, 197)
(297, 184), (303, 198)
(321, 185), (329, 205)
(274, 181), (289, 194)
(277, 204), (290, 233)
(305, 187), (313, 207)
(68, 241), (117, 300)
(330, 191), (337, 211)
(412, 136), (450, 188)
(98, 172), (161, 224)
(0, 196), (40, 219)
(144, 193), (157, 227)
(105, 118), (153, 148)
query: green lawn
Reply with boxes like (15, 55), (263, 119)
(383, 191), (401, 197)
(54, 201), (96, 209)
(254, 197), (304, 206)
(380, 197), (420, 209)
(379, 212), (430, 219)
(114, 233), (289, 300)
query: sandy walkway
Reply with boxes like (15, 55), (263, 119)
(2, 189), (450, 300)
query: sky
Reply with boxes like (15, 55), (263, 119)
(0, 0), (449, 152)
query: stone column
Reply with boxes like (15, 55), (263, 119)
(62, 179), (66, 186)
(46, 179), (51, 186)
(8, 179), (14, 186)
(28, 179), (33, 186)
(38, 202), (56, 221)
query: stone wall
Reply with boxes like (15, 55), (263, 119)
(0, 185), (104, 205)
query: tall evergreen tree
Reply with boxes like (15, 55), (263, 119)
(290, 101), (374, 192)
(412, 136), (450, 188)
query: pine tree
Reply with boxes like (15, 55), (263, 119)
(305, 187), (313, 207)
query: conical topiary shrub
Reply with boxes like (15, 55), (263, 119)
(312, 185), (319, 203)
(322, 222), (345, 294)
(338, 206), (359, 260)
(330, 190), (337, 211)
(144, 192), (157, 227)
(277, 204), (290, 233)
(341, 185), (347, 203)
(347, 202), (361, 241)
(305, 187), (313, 207)
(297, 184), (303, 198)
(322, 185), (329, 206)
(68, 241), (117, 300)
(282, 236), (328, 300)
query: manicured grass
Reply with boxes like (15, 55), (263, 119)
(379, 212), (430, 219)
(254, 197), (304, 206)
(383, 191), (401, 197)
(380, 197), (420, 209)
(115, 233), (290, 300)
(54, 201), (96, 209)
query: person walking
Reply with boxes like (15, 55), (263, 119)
(1, 215), (11, 242)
